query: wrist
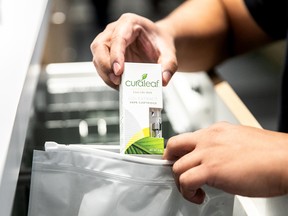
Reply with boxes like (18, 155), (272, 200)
(155, 19), (176, 40)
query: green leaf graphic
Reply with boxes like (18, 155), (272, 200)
(141, 73), (148, 80)
(125, 137), (164, 154)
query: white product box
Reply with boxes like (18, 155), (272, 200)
(119, 62), (164, 154)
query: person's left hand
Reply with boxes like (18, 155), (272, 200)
(163, 122), (288, 204)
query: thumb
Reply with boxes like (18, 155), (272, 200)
(158, 53), (177, 86)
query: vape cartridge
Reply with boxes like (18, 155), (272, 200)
(150, 108), (162, 138)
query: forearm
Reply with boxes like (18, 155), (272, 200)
(156, 0), (229, 71)
(156, 0), (272, 72)
(266, 131), (288, 196)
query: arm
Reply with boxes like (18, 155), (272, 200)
(156, 0), (273, 71)
(90, 0), (272, 88)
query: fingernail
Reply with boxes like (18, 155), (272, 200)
(113, 62), (121, 76)
(162, 71), (172, 85)
(188, 189), (196, 197)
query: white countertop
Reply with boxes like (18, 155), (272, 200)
(0, 0), (50, 214)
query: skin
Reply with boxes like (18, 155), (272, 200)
(90, 0), (288, 204)
(163, 122), (288, 204)
(90, 13), (177, 88)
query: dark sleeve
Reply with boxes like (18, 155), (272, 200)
(244, 0), (287, 39)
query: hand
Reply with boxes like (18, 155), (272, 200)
(90, 13), (177, 89)
(163, 122), (288, 204)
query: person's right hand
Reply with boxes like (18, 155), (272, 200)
(163, 122), (288, 204)
(90, 13), (178, 89)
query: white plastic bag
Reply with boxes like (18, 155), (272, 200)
(28, 142), (234, 216)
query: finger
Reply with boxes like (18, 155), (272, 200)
(91, 43), (116, 88)
(172, 151), (201, 179)
(163, 133), (198, 161)
(109, 17), (141, 76)
(158, 47), (178, 86)
(92, 51), (119, 88)
(162, 70), (174, 86)
(179, 165), (208, 204)
(91, 29), (119, 88)
(183, 188), (206, 204)
(109, 72), (121, 86)
(171, 150), (202, 193)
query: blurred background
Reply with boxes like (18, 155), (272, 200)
(42, 0), (184, 63)
(12, 0), (286, 215)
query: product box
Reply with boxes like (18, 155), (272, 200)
(119, 62), (164, 154)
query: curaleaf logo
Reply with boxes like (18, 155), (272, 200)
(125, 73), (160, 87)
(141, 73), (148, 80)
